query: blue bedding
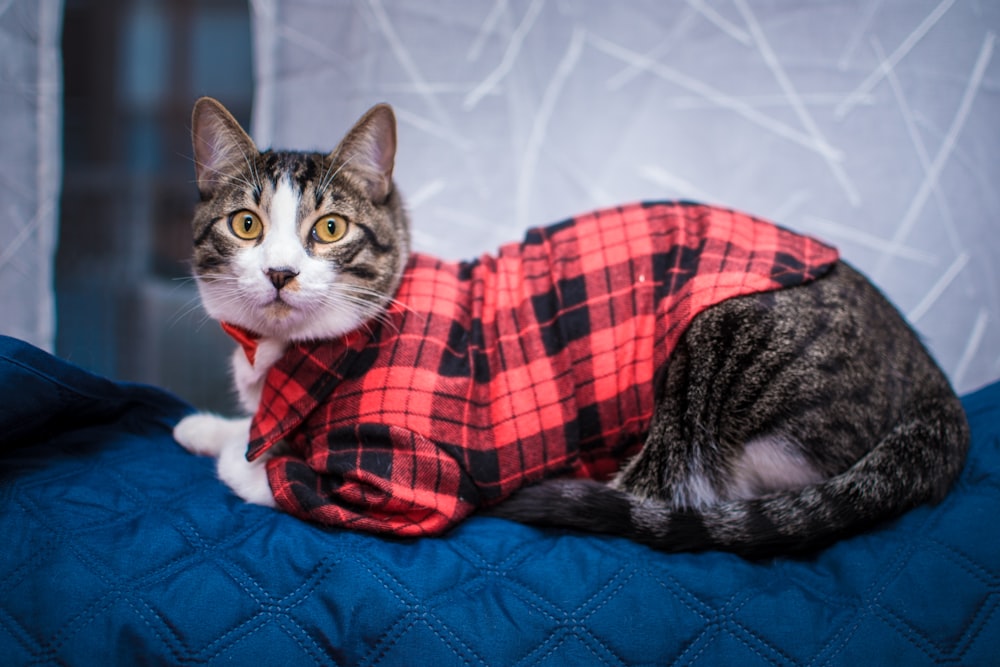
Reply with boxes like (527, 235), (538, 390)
(1, 334), (998, 665)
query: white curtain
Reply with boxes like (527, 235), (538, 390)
(0, 0), (62, 351)
(251, 0), (999, 393)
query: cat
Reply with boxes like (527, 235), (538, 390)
(173, 97), (969, 558)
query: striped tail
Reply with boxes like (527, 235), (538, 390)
(489, 393), (969, 559)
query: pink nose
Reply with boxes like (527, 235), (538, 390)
(266, 267), (298, 290)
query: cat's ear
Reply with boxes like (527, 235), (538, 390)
(191, 97), (258, 199)
(332, 104), (397, 203)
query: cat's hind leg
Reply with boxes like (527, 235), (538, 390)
(173, 413), (276, 507)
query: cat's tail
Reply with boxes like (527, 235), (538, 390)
(488, 394), (969, 559)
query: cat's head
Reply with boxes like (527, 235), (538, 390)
(188, 97), (410, 342)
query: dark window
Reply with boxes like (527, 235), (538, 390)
(58, 0), (253, 413)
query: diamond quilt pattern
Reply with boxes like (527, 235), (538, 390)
(1, 334), (999, 666)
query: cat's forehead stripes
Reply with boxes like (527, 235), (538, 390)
(261, 151), (323, 191)
(256, 150), (349, 211)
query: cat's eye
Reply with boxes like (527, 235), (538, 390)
(228, 210), (263, 241)
(312, 214), (349, 244)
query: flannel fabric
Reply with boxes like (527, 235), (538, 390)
(232, 201), (839, 536)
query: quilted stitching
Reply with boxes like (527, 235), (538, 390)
(1, 335), (999, 665)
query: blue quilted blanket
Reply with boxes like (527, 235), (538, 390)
(1, 334), (998, 665)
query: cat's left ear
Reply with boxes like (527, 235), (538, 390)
(333, 104), (397, 203)
(191, 97), (258, 199)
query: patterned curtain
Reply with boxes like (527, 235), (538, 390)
(0, 0), (62, 351)
(249, 0), (1000, 394)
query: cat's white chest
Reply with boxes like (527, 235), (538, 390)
(232, 337), (288, 413)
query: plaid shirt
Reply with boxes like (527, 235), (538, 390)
(231, 201), (838, 536)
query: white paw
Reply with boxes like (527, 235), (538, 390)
(174, 412), (276, 507)
(217, 439), (277, 507)
(173, 413), (251, 457)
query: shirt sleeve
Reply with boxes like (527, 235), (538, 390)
(264, 423), (479, 537)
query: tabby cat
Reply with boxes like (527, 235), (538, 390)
(173, 97), (969, 558)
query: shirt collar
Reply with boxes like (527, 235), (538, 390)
(242, 323), (384, 462)
(220, 321), (260, 366)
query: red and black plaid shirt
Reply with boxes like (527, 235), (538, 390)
(233, 201), (838, 536)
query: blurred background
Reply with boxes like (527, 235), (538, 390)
(2, 0), (999, 416)
(6, 0), (253, 412)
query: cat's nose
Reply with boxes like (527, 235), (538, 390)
(266, 267), (299, 290)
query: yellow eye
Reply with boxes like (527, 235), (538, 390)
(228, 210), (263, 240)
(312, 214), (349, 243)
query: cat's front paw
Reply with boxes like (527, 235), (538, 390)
(217, 441), (277, 507)
(173, 413), (251, 457)
(174, 412), (275, 507)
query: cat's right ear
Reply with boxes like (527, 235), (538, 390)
(191, 97), (258, 199)
(332, 104), (397, 204)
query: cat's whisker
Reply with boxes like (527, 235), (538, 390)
(235, 135), (264, 197)
(324, 286), (392, 313)
(326, 288), (417, 334)
(317, 152), (360, 199)
(168, 296), (210, 329)
(317, 154), (341, 198)
(189, 134), (264, 196)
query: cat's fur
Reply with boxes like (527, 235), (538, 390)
(174, 97), (969, 558)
